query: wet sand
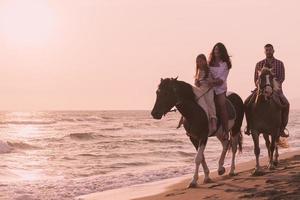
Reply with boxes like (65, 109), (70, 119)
(78, 150), (300, 200)
(135, 150), (300, 200)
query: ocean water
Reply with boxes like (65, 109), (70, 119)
(0, 110), (299, 200)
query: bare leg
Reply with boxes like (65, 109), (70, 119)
(189, 142), (206, 188)
(229, 131), (239, 176)
(252, 131), (263, 175)
(217, 134), (229, 176)
(210, 117), (217, 133)
(216, 93), (229, 140)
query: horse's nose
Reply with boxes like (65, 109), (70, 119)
(151, 110), (162, 119)
(265, 85), (273, 96)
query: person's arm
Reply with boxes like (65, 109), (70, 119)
(276, 61), (285, 83)
(208, 78), (223, 86)
(194, 79), (201, 87)
(254, 63), (259, 87)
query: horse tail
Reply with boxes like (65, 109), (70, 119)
(277, 137), (289, 148)
(238, 131), (243, 152)
(227, 92), (244, 153)
(227, 132), (232, 153)
(227, 130), (243, 153)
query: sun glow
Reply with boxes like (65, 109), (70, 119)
(0, 0), (56, 47)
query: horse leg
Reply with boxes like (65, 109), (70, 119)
(268, 135), (276, 170)
(251, 132), (263, 175)
(274, 143), (279, 166)
(229, 131), (239, 176)
(189, 141), (206, 188)
(274, 142), (279, 166)
(201, 154), (212, 183)
(217, 134), (229, 176)
(263, 133), (271, 160)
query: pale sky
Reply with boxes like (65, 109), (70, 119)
(0, 0), (299, 110)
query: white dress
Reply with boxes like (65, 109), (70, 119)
(193, 70), (216, 120)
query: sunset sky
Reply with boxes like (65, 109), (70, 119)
(0, 0), (299, 110)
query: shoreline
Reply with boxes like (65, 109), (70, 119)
(77, 149), (300, 200)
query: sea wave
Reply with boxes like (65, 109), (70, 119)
(100, 127), (122, 131)
(7, 141), (41, 150)
(109, 161), (149, 168)
(77, 153), (101, 157)
(0, 140), (40, 153)
(69, 132), (94, 140)
(0, 120), (56, 125)
(142, 138), (184, 144)
(105, 150), (195, 158)
(0, 140), (13, 154)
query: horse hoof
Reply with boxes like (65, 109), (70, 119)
(268, 165), (275, 170)
(251, 169), (265, 176)
(203, 178), (213, 184)
(229, 172), (238, 177)
(274, 161), (278, 167)
(218, 167), (226, 175)
(188, 182), (198, 188)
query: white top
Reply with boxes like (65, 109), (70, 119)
(209, 61), (229, 95)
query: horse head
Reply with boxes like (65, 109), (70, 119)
(257, 66), (280, 99)
(151, 77), (179, 119)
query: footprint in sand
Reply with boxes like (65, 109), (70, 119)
(165, 191), (186, 197)
(207, 183), (225, 188)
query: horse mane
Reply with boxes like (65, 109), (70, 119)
(159, 78), (195, 101)
(174, 80), (196, 101)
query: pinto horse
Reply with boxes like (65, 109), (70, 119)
(151, 78), (244, 187)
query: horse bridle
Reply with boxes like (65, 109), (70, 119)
(255, 72), (274, 103)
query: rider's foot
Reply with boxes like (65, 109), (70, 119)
(280, 130), (289, 138)
(210, 118), (217, 133)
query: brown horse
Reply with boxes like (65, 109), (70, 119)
(245, 67), (286, 175)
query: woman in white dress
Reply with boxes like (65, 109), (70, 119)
(177, 54), (217, 133)
(194, 54), (217, 132)
(208, 43), (232, 140)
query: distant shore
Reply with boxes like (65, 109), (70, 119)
(77, 149), (300, 200)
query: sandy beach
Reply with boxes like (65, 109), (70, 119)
(78, 150), (300, 200)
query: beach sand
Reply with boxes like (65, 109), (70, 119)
(78, 150), (300, 200)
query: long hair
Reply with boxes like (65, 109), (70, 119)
(195, 54), (209, 79)
(208, 42), (232, 69)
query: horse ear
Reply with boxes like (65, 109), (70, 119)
(270, 69), (275, 76)
(160, 78), (163, 82)
(174, 76), (178, 80)
(258, 70), (262, 76)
